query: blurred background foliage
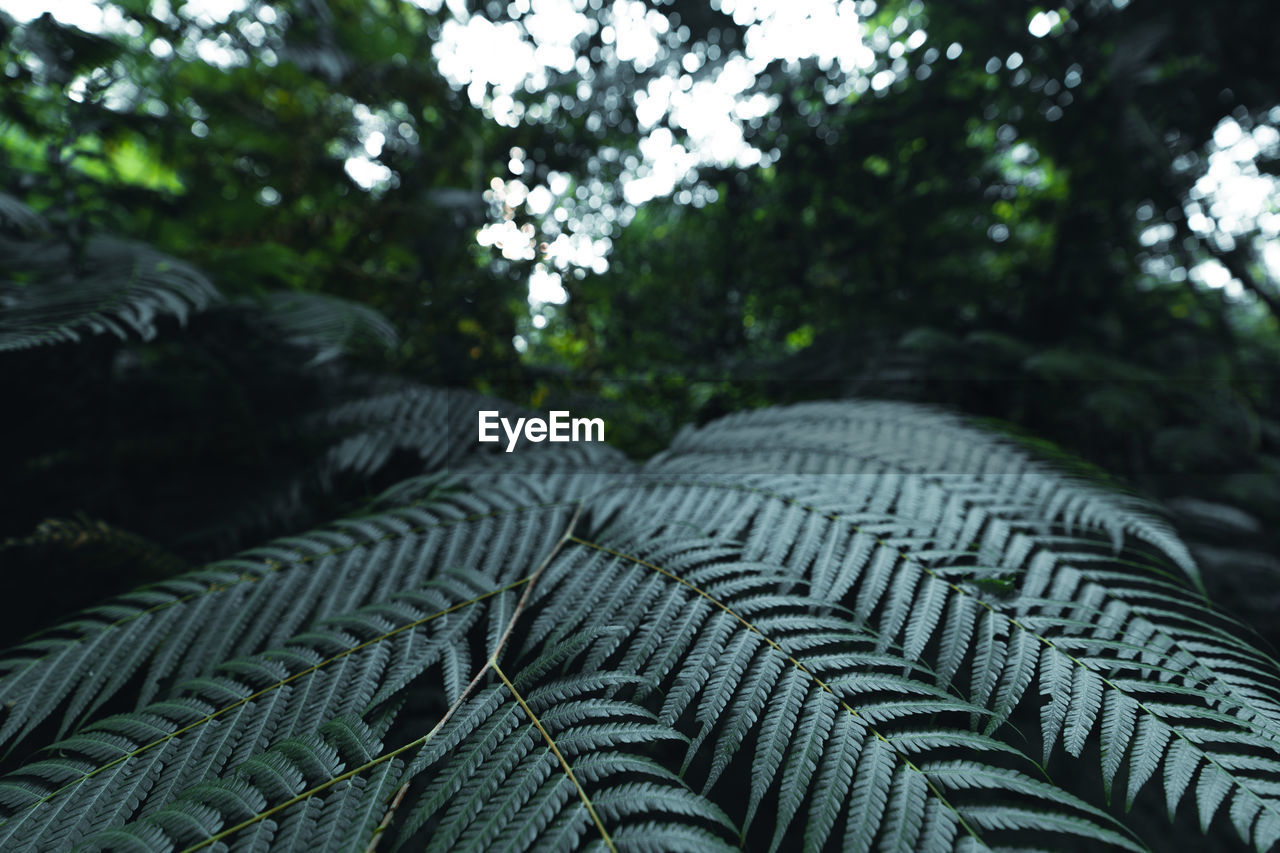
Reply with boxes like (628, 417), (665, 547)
(2, 0), (1280, 677)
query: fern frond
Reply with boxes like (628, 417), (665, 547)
(619, 475), (1280, 845)
(257, 290), (399, 364)
(0, 232), (219, 351)
(577, 401), (1280, 847)
(4, 397), (1278, 850)
(0, 571), (508, 848)
(400, 669), (730, 852)
(82, 716), (402, 852)
(648, 400), (1199, 586)
(0, 484), (574, 749)
(523, 535), (1145, 851)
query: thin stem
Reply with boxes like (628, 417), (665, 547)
(491, 658), (616, 853)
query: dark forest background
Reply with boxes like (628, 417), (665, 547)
(3, 0), (1280, 695)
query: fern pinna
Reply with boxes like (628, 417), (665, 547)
(1, 395), (1278, 852)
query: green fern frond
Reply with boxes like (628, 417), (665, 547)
(257, 291), (400, 365)
(647, 400), (1200, 587)
(0, 230), (219, 352)
(1, 398), (1278, 850)
(517, 534), (1145, 850)
(83, 717), (401, 852)
(0, 570), (506, 849)
(0, 483), (574, 749)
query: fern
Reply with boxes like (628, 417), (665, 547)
(1, 397), (1279, 851)
(0, 198), (220, 351)
(256, 291), (400, 366)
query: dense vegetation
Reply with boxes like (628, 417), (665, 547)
(2, 0), (1280, 850)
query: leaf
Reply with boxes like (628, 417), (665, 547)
(3, 399), (1277, 851)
